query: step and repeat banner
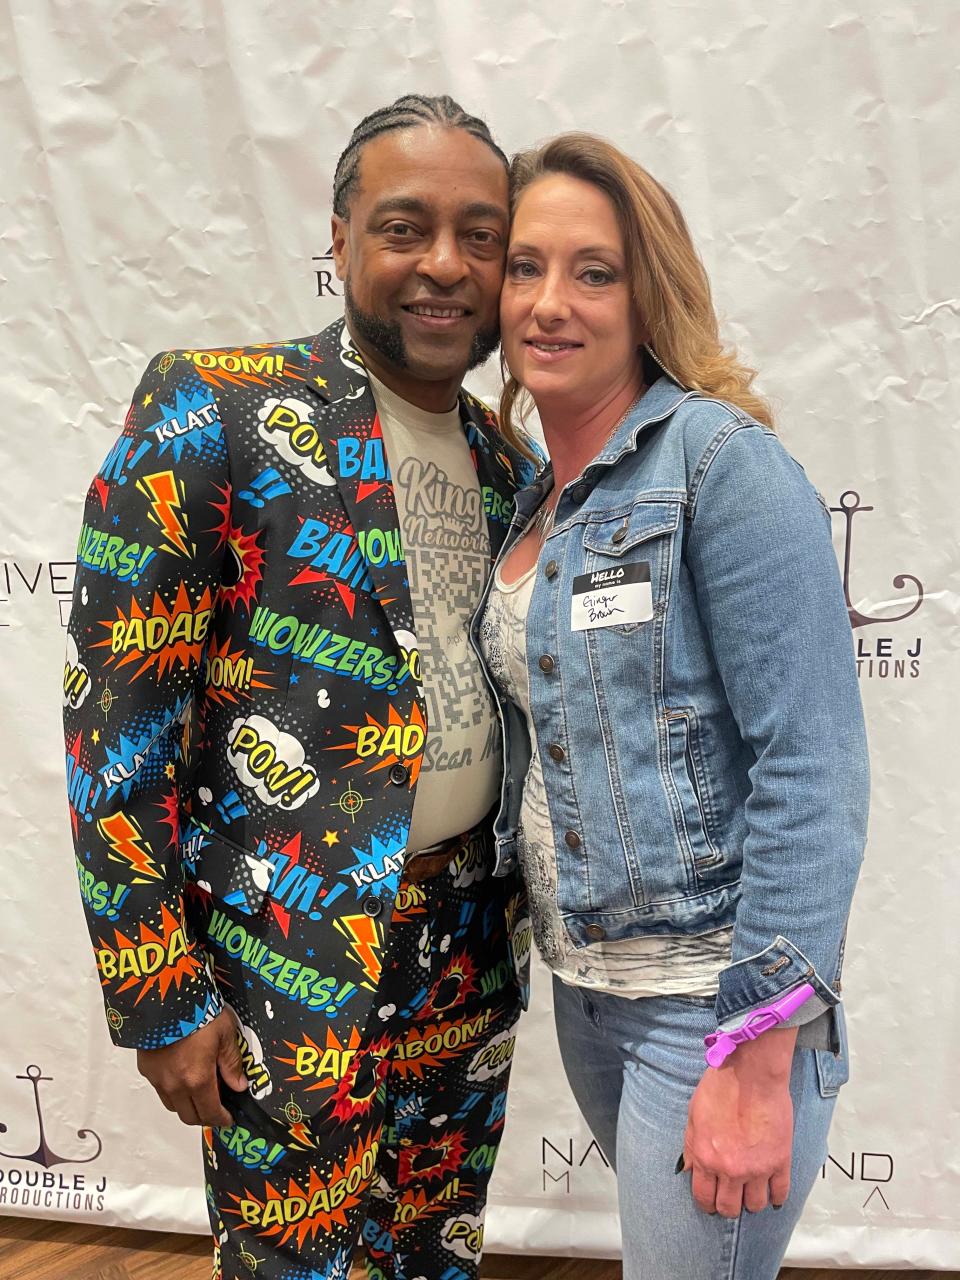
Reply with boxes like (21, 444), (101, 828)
(1, 1), (957, 1269)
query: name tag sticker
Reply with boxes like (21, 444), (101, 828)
(571, 562), (652, 631)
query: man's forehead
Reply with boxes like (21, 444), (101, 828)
(353, 125), (508, 212)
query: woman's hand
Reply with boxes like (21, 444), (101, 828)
(681, 1027), (798, 1218)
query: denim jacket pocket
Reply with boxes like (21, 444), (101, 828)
(580, 500), (682, 634)
(193, 823), (273, 916)
(663, 707), (724, 869)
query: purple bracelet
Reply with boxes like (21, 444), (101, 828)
(704, 982), (815, 1068)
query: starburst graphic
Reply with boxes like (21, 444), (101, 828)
(148, 385), (223, 461)
(99, 712), (176, 800)
(327, 704), (426, 785)
(276, 1029), (390, 1123)
(426, 952), (480, 1015)
(338, 829), (407, 895)
(355, 416), (390, 503)
(225, 1139), (375, 1249)
(209, 486), (266, 614)
(185, 347), (303, 391)
(203, 634), (273, 706)
(156, 789), (180, 849)
(391, 1185), (455, 1233)
(276, 1025), (365, 1094)
(326, 1045), (390, 1124)
(94, 583), (215, 682)
(391, 1009), (494, 1081)
(286, 511), (362, 619)
(399, 1129), (468, 1185)
(96, 902), (203, 1004)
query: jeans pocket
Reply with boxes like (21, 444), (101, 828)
(814, 1004), (850, 1097)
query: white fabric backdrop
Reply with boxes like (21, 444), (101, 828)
(1, 0), (957, 1267)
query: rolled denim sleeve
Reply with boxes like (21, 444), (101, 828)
(685, 421), (869, 1029)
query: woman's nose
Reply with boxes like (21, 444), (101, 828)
(531, 273), (571, 325)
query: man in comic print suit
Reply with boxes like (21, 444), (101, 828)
(63, 95), (538, 1280)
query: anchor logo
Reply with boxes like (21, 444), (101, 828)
(831, 491), (924, 629)
(0, 1064), (102, 1167)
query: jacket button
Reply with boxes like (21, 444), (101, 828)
(564, 830), (582, 849)
(544, 560), (559, 579)
(571, 485), (590, 504)
(538, 655), (555, 673)
(548, 744), (566, 762)
(362, 895), (383, 917)
(611, 526), (627, 544)
(585, 924), (606, 941)
(388, 763), (410, 785)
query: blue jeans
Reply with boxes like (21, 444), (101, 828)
(552, 975), (837, 1280)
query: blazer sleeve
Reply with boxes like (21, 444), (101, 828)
(63, 351), (229, 1050)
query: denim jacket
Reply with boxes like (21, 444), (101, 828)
(470, 375), (869, 1040)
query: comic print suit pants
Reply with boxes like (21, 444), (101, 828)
(204, 836), (523, 1280)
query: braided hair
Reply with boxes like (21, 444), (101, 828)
(332, 94), (508, 218)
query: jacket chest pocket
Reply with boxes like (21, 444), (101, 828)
(192, 824), (274, 916)
(578, 500), (683, 634)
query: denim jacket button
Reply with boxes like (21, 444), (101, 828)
(611, 526), (627, 544)
(548, 744), (566, 762)
(538, 655), (556, 673)
(544, 560), (559, 579)
(564, 830), (582, 849)
(571, 484), (590, 504)
(585, 924), (606, 941)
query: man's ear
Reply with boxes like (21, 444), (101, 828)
(331, 215), (349, 282)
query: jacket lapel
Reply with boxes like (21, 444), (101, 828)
(293, 319), (526, 642)
(297, 321), (415, 643)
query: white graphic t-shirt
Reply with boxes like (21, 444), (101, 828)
(368, 371), (500, 851)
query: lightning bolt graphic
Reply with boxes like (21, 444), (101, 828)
(98, 811), (163, 881)
(137, 469), (193, 557)
(334, 913), (382, 987)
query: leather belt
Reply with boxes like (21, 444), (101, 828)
(403, 828), (475, 885)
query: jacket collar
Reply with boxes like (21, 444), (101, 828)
(514, 375), (696, 522)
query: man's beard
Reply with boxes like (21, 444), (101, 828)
(344, 278), (500, 376)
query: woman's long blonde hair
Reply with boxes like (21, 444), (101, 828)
(498, 133), (772, 456)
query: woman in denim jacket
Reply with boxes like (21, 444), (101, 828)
(473, 134), (869, 1279)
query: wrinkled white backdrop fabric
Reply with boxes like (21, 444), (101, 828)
(1, 1), (957, 1267)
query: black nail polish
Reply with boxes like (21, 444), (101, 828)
(674, 1153), (685, 1174)
(772, 1203), (783, 1211)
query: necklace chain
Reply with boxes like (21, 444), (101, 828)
(532, 387), (646, 543)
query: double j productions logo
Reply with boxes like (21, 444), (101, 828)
(831, 491), (925, 680)
(0, 1064), (107, 1212)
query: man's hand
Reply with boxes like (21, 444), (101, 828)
(682, 1027), (798, 1218)
(136, 1009), (248, 1127)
